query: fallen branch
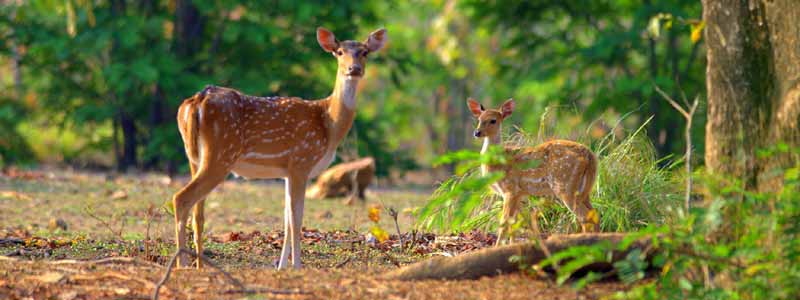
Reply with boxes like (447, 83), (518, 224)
(0, 255), (163, 269)
(381, 250), (402, 268)
(49, 257), (163, 269)
(0, 237), (24, 245)
(334, 256), (353, 268)
(384, 233), (651, 281)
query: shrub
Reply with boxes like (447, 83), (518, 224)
(417, 118), (682, 235)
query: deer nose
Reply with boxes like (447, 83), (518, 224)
(348, 65), (363, 76)
(474, 130), (481, 138)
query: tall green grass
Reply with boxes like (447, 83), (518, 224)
(417, 113), (683, 234)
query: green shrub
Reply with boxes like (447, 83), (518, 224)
(417, 118), (682, 235)
(539, 149), (800, 299)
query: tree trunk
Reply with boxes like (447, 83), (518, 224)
(703, 0), (800, 192)
(119, 112), (138, 171)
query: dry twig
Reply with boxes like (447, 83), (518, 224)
(654, 85), (700, 212)
(49, 257), (163, 269)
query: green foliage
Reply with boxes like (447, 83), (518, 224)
(0, 1), (706, 175)
(0, 98), (34, 166)
(591, 121), (683, 231)
(536, 157), (800, 299)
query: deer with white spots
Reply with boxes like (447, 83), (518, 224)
(173, 27), (386, 269)
(467, 98), (600, 245)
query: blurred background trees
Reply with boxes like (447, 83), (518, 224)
(0, 0), (707, 177)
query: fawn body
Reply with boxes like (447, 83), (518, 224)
(467, 98), (599, 245)
(173, 27), (386, 269)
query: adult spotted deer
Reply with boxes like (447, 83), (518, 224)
(467, 98), (599, 245)
(173, 27), (386, 269)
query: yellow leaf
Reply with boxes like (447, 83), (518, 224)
(745, 263), (769, 276)
(690, 21), (705, 43)
(368, 206), (381, 223)
(370, 226), (389, 243)
(661, 261), (672, 276)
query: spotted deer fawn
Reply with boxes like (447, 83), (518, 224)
(467, 98), (600, 245)
(173, 27), (386, 269)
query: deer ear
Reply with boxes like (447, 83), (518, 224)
(467, 98), (484, 118)
(365, 28), (386, 52)
(317, 27), (338, 53)
(501, 99), (515, 118)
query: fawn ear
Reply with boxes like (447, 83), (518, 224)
(365, 28), (387, 52)
(467, 98), (484, 118)
(501, 99), (515, 118)
(317, 27), (339, 53)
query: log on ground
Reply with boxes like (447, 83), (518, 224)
(384, 233), (652, 281)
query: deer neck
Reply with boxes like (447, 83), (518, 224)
(480, 133), (502, 176)
(324, 74), (360, 149)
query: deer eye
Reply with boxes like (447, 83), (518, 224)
(362, 51), (369, 57)
(490, 119), (497, 124)
(336, 50), (343, 56)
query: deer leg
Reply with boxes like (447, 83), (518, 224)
(191, 199), (206, 268)
(278, 179), (292, 269)
(553, 165), (597, 233)
(187, 162), (207, 269)
(172, 166), (228, 268)
(576, 200), (599, 233)
(530, 205), (541, 237)
(496, 193), (522, 246)
(288, 174), (307, 269)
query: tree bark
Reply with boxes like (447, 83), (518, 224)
(703, 0), (800, 192)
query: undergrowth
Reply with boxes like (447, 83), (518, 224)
(417, 114), (682, 234)
(543, 148), (800, 299)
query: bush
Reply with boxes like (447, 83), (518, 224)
(538, 148), (800, 299)
(416, 118), (682, 235)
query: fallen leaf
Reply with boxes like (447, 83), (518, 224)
(0, 191), (34, 201)
(370, 226), (389, 243)
(59, 291), (78, 300)
(110, 190), (128, 200)
(31, 272), (65, 284)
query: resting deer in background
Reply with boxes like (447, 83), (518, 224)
(173, 27), (386, 269)
(467, 98), (600, 245)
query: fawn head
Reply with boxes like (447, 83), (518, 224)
(317, 27), (386, 79)
(467, 98), (515, 139)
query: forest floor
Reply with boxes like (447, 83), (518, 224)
(0, 168), (630, 299)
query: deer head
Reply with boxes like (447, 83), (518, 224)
(467, 98), (515, 140)
(317, 27), (386, 80)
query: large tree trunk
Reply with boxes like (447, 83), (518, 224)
(703, 0), (800, 192)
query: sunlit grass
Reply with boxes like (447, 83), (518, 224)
(419, 114), (683, 234)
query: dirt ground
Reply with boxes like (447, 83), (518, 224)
(0, 168), (632, 299)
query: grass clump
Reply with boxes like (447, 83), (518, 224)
(417, 114), (682, 235)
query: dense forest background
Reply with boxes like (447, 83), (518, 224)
(0, 0), (707, 177)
